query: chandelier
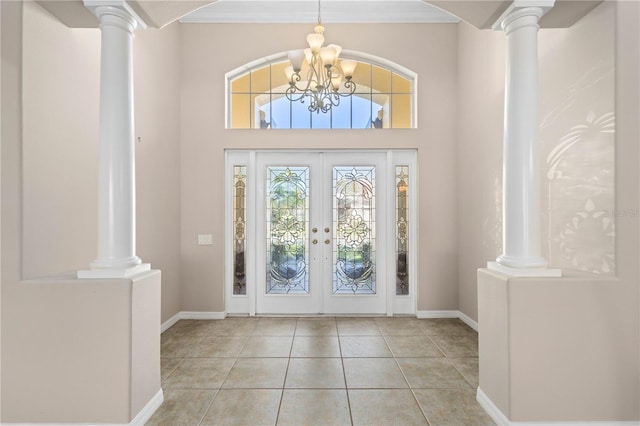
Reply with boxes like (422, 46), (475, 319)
(285, 0), (357, 114)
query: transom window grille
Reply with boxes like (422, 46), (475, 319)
(227, 53), (416, 129)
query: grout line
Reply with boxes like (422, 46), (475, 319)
(337, 328), (355, 426)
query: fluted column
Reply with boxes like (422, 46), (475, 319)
(79, 1), (150, 278)
(488, 1), (561, 277)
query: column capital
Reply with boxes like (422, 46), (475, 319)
(83, 0), (147, 30)
(492, 0), (554, 32)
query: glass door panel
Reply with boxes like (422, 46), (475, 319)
(266, 167), (310, 294)
(333, 166), (376, 294)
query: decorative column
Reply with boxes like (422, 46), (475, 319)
(79, 1), (150, 278)
(488, 1), (561, 277)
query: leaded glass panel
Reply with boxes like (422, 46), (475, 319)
(266, 167), (310, 294)
(233, 166), (247, 295)
(333, 166), (376, 294)
(396, 166), (409, 295)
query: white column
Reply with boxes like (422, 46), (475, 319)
(488, 1), (561, 277)
(79, 1), (150, 278)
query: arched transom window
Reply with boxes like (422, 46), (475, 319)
(226, 52), (416, 129)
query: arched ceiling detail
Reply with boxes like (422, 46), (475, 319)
(35, 0), (602, 30)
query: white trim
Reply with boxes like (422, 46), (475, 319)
(416, 310), (459, 319)
(477, 387), (510, 426)
(458, 311), (479, 332)
(161, 311), (227, 333)
(181, 311), (227, 320)
(476, 387), (639, 426)
(160, 312), (181, 333)
(130, 389), (164, 425)
(415, 310), (479, 331)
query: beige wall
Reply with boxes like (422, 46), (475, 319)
(456, 21), (505, 322)
(18, 2), (182, 323)
(456, 2), (620, 322)
(478, 1), (639, 422)
(179, 23), (460, 312)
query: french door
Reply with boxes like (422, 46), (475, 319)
(256, 152), (386, 314)
(225, 150), (416, 316)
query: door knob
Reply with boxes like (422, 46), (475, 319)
(312, 239), (318, 244)
(324, 239), (331, 245)
(324, 227), (330, 233)
(312, 227), (318, 233)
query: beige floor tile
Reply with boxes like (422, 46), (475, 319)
(161, 335), (202, 358)
(340, 335), (393, 357)
(277, 389), (351, 426)
(164, 320), (214, 339)
(375, 318), (426, 336)
(414, 388), (495, 426)
(222, 357), (289, 388)
(291, 336), (341, 357)
(160, 358), (182, 381)
(239, 336), (293, 357)
(397, 358), (471, 389)
(451, 357), (480, 388)
(200, 389), (282, 426)
(343, 358), (408, 388)
(418, 318), (476, 336)
(146, 389), (216, 425)
(432, 334), (478, 357)
(252, 318), (297, 336)
(189, 336), (247, 358)
(295, 318), (337, 336)
(349, 389), (428, 425)
(336, 318), (381, 335)
(285, 358), (345, 388)
(384, 335), (445, 357)
(162, 357), (236, 389)
(208, 318), (258, 336)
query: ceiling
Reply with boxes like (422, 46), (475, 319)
(36, 0), (603, 30)
(179, 0), (460, 24)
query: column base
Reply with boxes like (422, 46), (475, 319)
(487, 261), (561, 277)
(78, 262), (151, 279)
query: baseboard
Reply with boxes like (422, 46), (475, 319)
(161, 311), (227, 333)
(415, 310), (479, 331)
(416, 310), (459, 319)
(160, 312), (181, 333)
(181, 311), (227, 320)
(476, 387), (639, 426)
(130, 389), (164, 425)
(477, 387), (510, 425)
(458, 311), (479, 332)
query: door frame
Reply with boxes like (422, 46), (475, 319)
(225, 149), (418, 316)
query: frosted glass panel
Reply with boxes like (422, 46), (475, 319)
(266, 167), (310, 294)
(395, 166), (409, 295)
(233, 166), (247, 295)
(333, 167), (376, 294)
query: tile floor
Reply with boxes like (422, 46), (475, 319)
(149, 317), (495, 426)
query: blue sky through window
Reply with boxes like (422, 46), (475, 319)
(261, 95), (383, 129)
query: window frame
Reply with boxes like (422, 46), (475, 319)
(225, 50), (418, 129)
